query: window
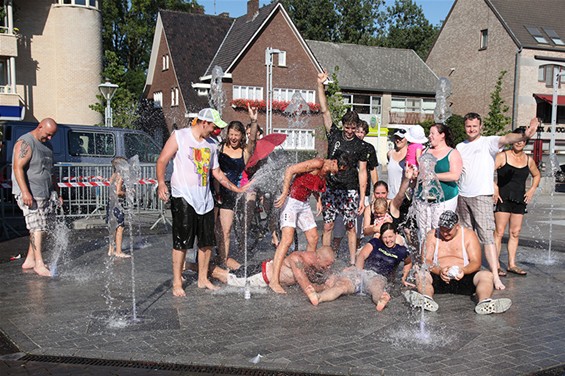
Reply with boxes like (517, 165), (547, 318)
(0, 58), (9, 93)
(480, 29), (488, 49)
(538, 64), (565, 87)
(274, 128), (315, 150)
(124, 133), (161, 163)
(171, 87), (179, 107)
(58, 0), (98, 8)
(543, 28), (565, 46)
(162, 55), (169, 71)
(69, 131), (115, 157)
(391, 97), (435, 113)
(153, 91), (162, 108)
(273, 88), (315, 103)
(233, 85), (263, 100)
(526, 26), (549, 44)
(342, 94), (381, 115)
(278, 51), (287, 67)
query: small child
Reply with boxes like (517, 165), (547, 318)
(106, 157), (130, 258)
(405, 125), (428, 169)
(371, 198), (393, 237)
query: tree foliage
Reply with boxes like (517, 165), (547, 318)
(278, 0), (437, 58)
(483, 70), (511, 136)
(94, 0), (202, 128)
(420, 114), (467, 146)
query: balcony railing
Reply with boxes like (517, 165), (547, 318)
(389, 112), (434, 124)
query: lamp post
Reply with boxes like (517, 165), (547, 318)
(265, 47), (281, 135)
(98, 81), (119, 127)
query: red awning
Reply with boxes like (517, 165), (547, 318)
(534, 93), (565, 105)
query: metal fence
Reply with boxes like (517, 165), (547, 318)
(1, 162), (167, 238)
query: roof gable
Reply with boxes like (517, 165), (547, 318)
(307, 40), (437, 94)
(153, 10), (233, 110)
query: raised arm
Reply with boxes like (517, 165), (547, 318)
(12, 139), (33, 206)
(389, 165), (417, 218)
(499, 117), (540, 147)
(317, 70), (332, 132)
(243, 104), (259, 163)
(274, 158), (324, 208)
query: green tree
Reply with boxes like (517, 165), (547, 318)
(334, 0), (383, 44)
(420, 114), (467, 146)
(278, 0), (338, 41)
(483, 70), (511, 136)
(379, 0), (439, 58)
(326, 66), (350, 126)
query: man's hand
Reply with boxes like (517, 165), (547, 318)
(317, 70), (329, 86)
(357, 200), (365, 215)
(157, 182), (169, 202)
(21, 191), (34, 207)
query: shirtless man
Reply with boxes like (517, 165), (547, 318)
(212, 246), (335, 304)
(405, 210), (512, 315)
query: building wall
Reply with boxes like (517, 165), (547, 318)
(16, 1), (103, 125)
(146, 30), (187, 130)
(426, 0), (517, 124)
(224, 11), (326, 154)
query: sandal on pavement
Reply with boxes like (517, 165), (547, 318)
(507, 266), (527, 275)
(497, 268), (507, 277)
(475, 298), (512, 314)
(403, 290), (439, 312)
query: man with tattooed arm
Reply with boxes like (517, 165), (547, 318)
(11, 118), (60, 277)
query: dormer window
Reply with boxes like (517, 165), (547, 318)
(480, 29), (488, 50)
(543, 28), (565, 46)
(526, 27), (549, 44)
(162, 55), (170, 71)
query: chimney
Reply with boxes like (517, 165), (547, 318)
(219, 12), (230, 18)
(247, 0), (259, 21)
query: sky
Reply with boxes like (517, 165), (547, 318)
(197, 0), (455, 26)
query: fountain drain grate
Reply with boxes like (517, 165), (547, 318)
(17, 354), (337, 375)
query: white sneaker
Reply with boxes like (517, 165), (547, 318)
(475, 298), (512, 314)
(403, 290), (439, 312)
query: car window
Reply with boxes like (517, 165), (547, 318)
(69, 131), (115, 157)
(124, 133), (160, 163)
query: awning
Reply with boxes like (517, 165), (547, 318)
(0, 105), (25, 121)
(534, 94), (565, 106)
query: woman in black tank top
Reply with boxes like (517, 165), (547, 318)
(493, 128), (540, 276)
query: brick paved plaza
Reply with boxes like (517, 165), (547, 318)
(0, 192), (563, 375)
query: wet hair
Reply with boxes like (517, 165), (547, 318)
(225, 121), (246, 149)
(357, 120), (369, 135)
(431, 123), (455, 148)
(341, 110), (360, 127)
(332, 150), (353, 170)
(111, 156), (127, 172)
(373, 180), (389, 193)
(373, 197), (388, 214)
(380, 222), (397, 237)
(512, 127), (529, 145)
(464, 112), (482, 125)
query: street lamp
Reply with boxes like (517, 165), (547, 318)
(265, 47), (281, 134)
(98, 81), (119, 127)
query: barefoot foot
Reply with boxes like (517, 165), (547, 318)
(494, 279), (506, 290)
(308, 292), (319, 306)
(115, 253), (131, 258)
(197, 279), (219, 290)
(22, 259), (35, 269)
(269, 282), (287, 294)
(33, 265), (52, 277)
(172, 285), (186, 297)
(376, 292), (391, 312)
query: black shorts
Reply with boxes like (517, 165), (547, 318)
(495, 200), (527, 215)
(171, 197), (216, 250)
(218, 189), (240, 211)
(432, 271), (477, 296)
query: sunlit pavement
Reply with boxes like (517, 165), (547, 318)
(0, 193), (563, 376)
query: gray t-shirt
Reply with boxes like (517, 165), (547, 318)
(11, 132), (54, 199)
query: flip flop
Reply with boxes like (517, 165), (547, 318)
(507, 266), (527, 275)
(497, 268), (507, 277)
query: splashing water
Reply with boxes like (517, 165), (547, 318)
(434, 77), (452, 124)
(545, 153), (560, 262)
(283, 92), (311, 126)
(49, 192), (69, 277)
(209, 65), (227, 114)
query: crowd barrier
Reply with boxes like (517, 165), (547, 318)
(1, 162), (169, 238)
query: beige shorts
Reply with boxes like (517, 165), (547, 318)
(15, 195), (54, 232)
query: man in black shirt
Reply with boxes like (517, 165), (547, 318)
(317, 71), (368, 265)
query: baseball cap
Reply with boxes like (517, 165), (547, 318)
(197, 108), (227, 128)
(438, 210), (459, 229)
(393, 129), (406, 138)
